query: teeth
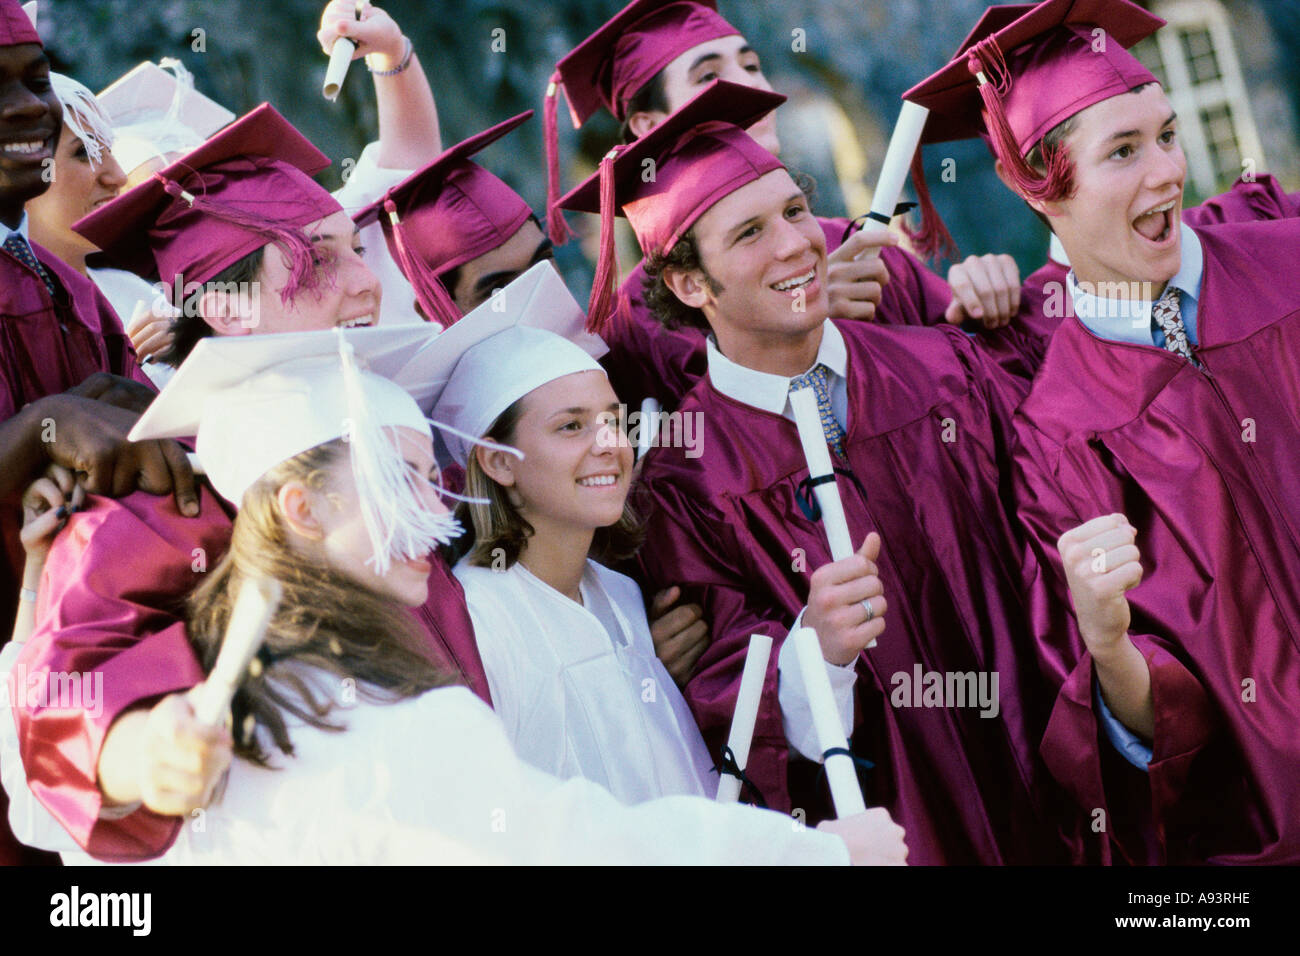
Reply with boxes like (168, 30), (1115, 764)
(338, 315), (374, 328)
(1139, 200), (1175, 218)
(773, 270), (815, 292)
(578, 475), (618, 487)
(2, 141), (44, 154)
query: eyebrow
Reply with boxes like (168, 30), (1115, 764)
(471, 238), (555, 296)
(688, 44), (756, 74)
(308, 226), (362, 243)
(1106, 112), (1178, 144)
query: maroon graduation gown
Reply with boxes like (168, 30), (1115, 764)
(601, 216), (956, 413)
(1012, 218), (1300, 864)
(635, 318), (1068, 864)
(1, 241), (146, 865)
(12, 486), (489, 861)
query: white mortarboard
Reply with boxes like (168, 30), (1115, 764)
(21, 1), (34, 28)
(98, 59), (235, 176)
(413, 261), (608, 467)
(130, 324), (460, 574)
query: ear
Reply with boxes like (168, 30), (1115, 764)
(994, 158), (1061, 220)
(475, 444), (517, 489)
(626, 109), (667, 140)
(198, 286), (254, 336)
(277, 480), (325, 541)
(661, 264), (711, 311)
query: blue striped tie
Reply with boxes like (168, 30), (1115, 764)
(790, 364), (846, 457)
(4, 232), (58, 299)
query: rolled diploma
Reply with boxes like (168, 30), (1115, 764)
(855, 100), (931, 256)
(790, 387), (874, 648)
(322, 36), (357, 101)
(791, 626), (867, 818)
(637, 396), (660, 461)
(190, 577), (282, 727)
(789, 387), (853, 561)
(715, 633), (774, 803)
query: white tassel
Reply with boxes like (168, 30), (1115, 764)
(336, 331), (463, 576)
(51, 73), (115, 167)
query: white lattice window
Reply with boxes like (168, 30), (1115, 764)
(1132, 0), (1266, 196)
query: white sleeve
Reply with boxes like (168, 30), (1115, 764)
(776, 609), (858, 763)
(331, 141), (414, 211)
(324, 689), (849, 866)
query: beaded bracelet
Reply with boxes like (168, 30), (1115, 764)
(368, 35), (413, 76)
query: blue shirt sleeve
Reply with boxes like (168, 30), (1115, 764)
(1094, 679), (1152, 771)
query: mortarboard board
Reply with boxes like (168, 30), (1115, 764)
(558, 79), (784, 333)
(130, 324), (460, 573)
(544, 0), (740, 243)
(900, 0), (1163, 253)
(353, 112), (535, 328)
(409, 260), (607, 467)
(72, 103), (341, 306)
(98, 60), (235, 177)
(0, 0), (39, 46)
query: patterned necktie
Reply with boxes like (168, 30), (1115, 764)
(3, 232), (58, 299)
(790, 363), (847, 457)
(1151, 285), (1196, 364)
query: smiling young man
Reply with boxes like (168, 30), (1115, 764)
(909, 0), (1300, 864)
(10, 106), (489, 863)
(560, 82), (1068, 865)
(544, 0), (1032, 415)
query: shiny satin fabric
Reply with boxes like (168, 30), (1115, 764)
(1013, 218), (1300, 864)
(11, 485), (489, 861)
(636, 318), (1068, 864)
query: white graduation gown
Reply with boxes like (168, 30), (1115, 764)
(455, 559), (718, 804)
(144, 687), (846, 865)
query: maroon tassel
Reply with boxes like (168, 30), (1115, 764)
(158, 177), (322, 306)
(544, 72), (574, 246)
(383, 199), (461, 327)
(585, 149), (620, 335)
(968, 39), (1074, 203)
(901, 147), (959, 264)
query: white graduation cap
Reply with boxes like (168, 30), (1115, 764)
(21, 1), (36, 28)
(131, 324), (460, 574)
(98, 59), (235, 176)
(404, 261), (609, 467)
(50, 73), (114, 166)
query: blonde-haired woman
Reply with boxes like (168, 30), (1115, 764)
(88, 327), (902, 865)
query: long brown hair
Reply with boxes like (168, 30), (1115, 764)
(452, 397), (644, 570)
(187, 439), (455, 764)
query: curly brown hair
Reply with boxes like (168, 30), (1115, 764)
(451, 397), (644, 570)
(186, 439), (457, 765)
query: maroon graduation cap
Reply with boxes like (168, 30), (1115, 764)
(559, 79), (785, 333)
(73, 103), (340, 306)
(544, 0), (740, 243)
(353, 111), (534, 328)
(0, 0), (39, 47)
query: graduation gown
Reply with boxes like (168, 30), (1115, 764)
(636, 318), (1066, 865)
(12, 486), (489, 861)
(457, 558), (715, 804)
(1, 241), (146, 865)
(139, 687), (848, 865)
(600, 216), (956, 413)
(1012, 218), (1300, 864)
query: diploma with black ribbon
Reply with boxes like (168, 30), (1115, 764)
(851, 100), (930, 259)
(715, 633), (773, 804)
(791, 626), (868, 818)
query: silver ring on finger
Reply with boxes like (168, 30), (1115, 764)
(862, 599), (875, 623)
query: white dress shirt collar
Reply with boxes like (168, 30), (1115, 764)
(706, 320), (848, 415)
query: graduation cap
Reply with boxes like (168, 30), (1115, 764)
(353, 112), (535, 328)
(130, 324), (460, 574)
(98, 60), (236, 177)
(72, 103), (341, 306)
(900, 0), (1163, 252)
(409, 260), (608, 468)
(544, 0), (740, 243)
(49, 73), (115, 167)
(0, 0), (39, 45)
(557, 79), (785, 333)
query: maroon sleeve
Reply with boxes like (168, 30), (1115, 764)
(13, 490), (229, 860)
